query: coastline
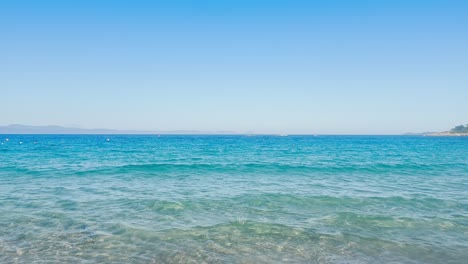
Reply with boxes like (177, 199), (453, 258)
(426, 132), (468, 137)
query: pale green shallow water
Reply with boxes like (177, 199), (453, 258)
(0, 135), (467, 263)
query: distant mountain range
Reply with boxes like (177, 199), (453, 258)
(0, 125), (237, 135)
(3, 124), (467, 136)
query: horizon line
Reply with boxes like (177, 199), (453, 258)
(0, 124), (433, 136)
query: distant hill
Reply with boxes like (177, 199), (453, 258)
(0, 124), (236, 135)
(426, 124), (468, 136)
(450, 124), (468, 133)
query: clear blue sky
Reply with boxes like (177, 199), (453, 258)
(1, 0), (467, 134)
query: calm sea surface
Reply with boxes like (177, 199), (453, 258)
(0, 135), (467, 263)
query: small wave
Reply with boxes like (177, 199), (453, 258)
(3, 160), (465, 177)
(55, 161), (467, 176)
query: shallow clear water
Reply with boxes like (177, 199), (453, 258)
(0, 135), (467, 263)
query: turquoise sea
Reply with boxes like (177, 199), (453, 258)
(0, 135), (467, 263)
